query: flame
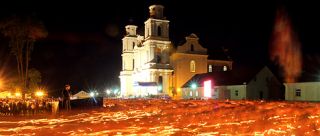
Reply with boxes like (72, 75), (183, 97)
(1, 100), (320, 135)
(270, 8), (302, 83)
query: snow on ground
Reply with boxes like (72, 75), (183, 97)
(1, 99), (320, 135)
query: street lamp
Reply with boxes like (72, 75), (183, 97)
(90, 92), (95, 97)
(157, 85), (162, 91)
(106, 89), (111, 95)
(15, 92), (21, 97)
(191, 83), (197, 90)
(35, 91), (44, 97)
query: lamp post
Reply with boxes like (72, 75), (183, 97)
(35, 89), (45, 99)
(191, 83), (197, 90)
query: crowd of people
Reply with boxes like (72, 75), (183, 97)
(0, 84), (88, 116)
(0, 98), (59, 116)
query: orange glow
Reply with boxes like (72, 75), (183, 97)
(1, 100), (320, 135)
(270, 8), (302, 83)
(15, 92), (21, 97)
(35, 90), (44, 97)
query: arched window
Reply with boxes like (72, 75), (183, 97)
(191, 44), (194, 51)
(157, 26), (162, 36)
(156, 55), (161, 63)
(208, 65), (212, 72)
(223, 66), (228, 71)
(132, 42), (135, 49)
(159, 76), (163, 84)
(190, 60), (196, 72)
(158, 76), (163, 93)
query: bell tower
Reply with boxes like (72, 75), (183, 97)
(122, 25), (137, 71)
(119, 25), (138, 97)
(141, 5), (173, 96)
(144, 5), (169, 41)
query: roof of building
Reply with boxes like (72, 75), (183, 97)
(73, 90), (89, 96)
(181, 65), (266, 88)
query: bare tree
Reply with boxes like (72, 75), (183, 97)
(0, 15), (47, 97)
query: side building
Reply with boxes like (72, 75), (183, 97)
(181, 66), (283, 100)
(285, 82), (320, 101)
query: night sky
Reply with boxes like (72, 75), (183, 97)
(0, 1), (319, 96)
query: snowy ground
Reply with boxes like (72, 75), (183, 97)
(1, 99), (320, 135)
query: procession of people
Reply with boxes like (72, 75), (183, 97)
(0, 84), (73, 116)
(0, 98), (58, 116)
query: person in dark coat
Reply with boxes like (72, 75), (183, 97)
(62, 84), (72, 111)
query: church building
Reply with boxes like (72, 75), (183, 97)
(119, 5), (232, 98)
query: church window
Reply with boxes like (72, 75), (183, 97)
(235, 90), (239, 96)
(190, 91), (192, 96)
(158, 76), (163, 93)
(157, 55), (161, 63)
(196, 91), (198, 97)
(208, 65), (212, 72)
(223, 66), (228, 71)
(132, 42), (135, 49)
(190, 60), (196, 72)
(158, 26), (162, 36)
(133, 59), (135, 70)
(191, 44), (194, 51)
(159, 76), (163, 84)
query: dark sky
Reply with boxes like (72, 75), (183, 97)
(0, 0), (320, 95)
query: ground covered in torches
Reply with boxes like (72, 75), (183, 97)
(1, 99), (320, 135)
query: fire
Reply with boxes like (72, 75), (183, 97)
(270, 8), (302, 83)
(1, 100), (320, 135)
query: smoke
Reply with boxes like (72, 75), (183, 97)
(270, 8), (302, 83)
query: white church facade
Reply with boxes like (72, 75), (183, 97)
(119, 5), (232, 98)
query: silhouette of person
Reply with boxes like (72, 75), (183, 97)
(62, 84), (72, 111)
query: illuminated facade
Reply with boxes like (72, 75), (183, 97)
(120, 5), (232, 98)
(120, 5), (173, 97)
(170, 34), (209, 98)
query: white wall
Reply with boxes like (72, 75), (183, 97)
(181, 85), (246, 100)
(285, 82), (320, 101)
(214, 85), (246, 100)
(182, 87), (217, 99)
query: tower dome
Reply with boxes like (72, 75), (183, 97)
(125, 25), (137, 36)
(149, 5), (164, 19)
